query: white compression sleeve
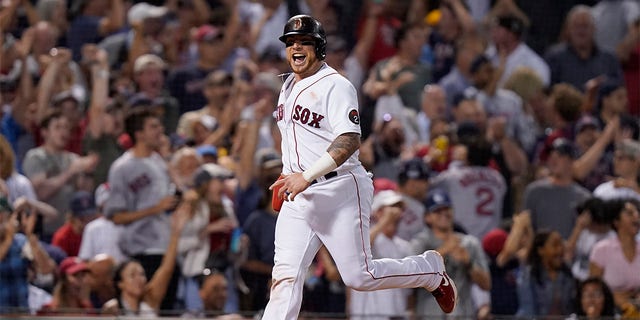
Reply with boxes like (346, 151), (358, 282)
(302, 152), (338, 183)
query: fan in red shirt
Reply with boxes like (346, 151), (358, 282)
(52, 191), (100, 257)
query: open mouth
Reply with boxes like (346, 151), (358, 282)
(292, 54), (306, 66)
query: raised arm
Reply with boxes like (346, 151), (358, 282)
(497, 210), (532, 267)
(85, 47), (111, 139)
(97, 0), (124, 36)
(35, 48), (71, 123)
(144, 203), (188, 310)
(573, 117), (618, 180)
(21, 211), (56, 275)
(235, 88), (273, 190)
(352, 1), (381, 86)
(0, 0), (21, 30)
(12, 28), (36, 130)
(218, 0), (241, 63)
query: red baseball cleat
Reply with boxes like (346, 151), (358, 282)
(424, 250), (458, 314)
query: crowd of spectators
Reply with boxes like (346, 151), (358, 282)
(0, 0), (639, 318)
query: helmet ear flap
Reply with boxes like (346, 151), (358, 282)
(316, 39), (326, 60)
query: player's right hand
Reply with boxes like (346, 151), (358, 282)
(269, 173), (310, 202)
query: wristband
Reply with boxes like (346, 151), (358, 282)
(302, 152), (338, 183)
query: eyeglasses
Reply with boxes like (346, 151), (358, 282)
(285, 40), (316, 47)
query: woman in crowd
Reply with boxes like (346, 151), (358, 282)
(177, 163), (237, 313)
(570, 277), (616, 319)
(38, 257), (93, 315)
(590, 199), (640, 318)
(517, 229), (576, 317)
(102, 204), (188, 317)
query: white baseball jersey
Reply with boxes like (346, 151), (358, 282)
(275, 63), (362, 174)
(430, 166), (506, 239)
(263, 62), (446, 320)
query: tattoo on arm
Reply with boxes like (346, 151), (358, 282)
(327, 133), (361, 166)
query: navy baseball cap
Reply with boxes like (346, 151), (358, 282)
(70, 191), (98, 218)
(496, 15), (525, 36)
(196, 145), (218, 158)
(399, 158), (431, 181)
(575, 115), (600, 134)
(424, 190), (452, 212)
(550, 138), (578, 159)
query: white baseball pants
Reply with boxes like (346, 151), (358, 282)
(262, 167), (443, 320)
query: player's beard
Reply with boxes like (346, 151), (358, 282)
(289, 54), (322, 79)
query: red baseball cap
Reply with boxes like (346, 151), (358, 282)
(59, 257), (89, 276)
(195, 25), (223, 43)
(482, 229), (508, 257)
(373, 178), (398, 194)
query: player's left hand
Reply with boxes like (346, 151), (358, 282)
(269, 173), (310, 202)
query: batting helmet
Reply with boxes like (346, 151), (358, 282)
(279, 15), (327, 60)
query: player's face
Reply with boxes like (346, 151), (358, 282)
(285, 35), (322, 79)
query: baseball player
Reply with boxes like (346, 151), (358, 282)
(263, 15), (458, 319)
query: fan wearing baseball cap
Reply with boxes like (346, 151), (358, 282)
(38, 257), (93, 315)
(523, 138), (591, 239)
(395, 158), (432, 241)
(349, 190), (410, 318)
(77, 183), (127, 264)
(166, 7), (242, 114)
(593, 139), (640, 201)
(488, 14), (550, 87)
(410, 189), (491, 317)
(52, 191), (100, 257)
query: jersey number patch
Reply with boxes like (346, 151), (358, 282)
(348, 109), (360, 125)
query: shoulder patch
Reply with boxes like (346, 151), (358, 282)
(348, 109), (360, 125)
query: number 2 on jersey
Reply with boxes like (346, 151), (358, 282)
(475, 187), (494, 216)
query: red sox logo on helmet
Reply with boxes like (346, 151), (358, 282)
(293, 18), (302, 30)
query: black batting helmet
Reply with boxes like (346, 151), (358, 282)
(279, 15), (327, 60)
